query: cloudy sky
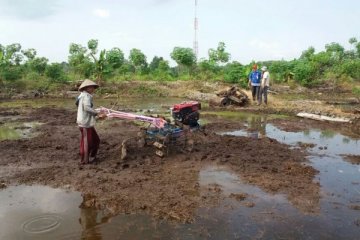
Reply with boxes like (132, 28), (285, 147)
(1, 0), (359, 64)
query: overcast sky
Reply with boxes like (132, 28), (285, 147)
(1, 0), (359, 64)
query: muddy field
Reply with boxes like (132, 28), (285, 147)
(0, 105), (323, 223)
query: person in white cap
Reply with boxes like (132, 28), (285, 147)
(76, 79), (105, 164)
(259, 66), (270, 105)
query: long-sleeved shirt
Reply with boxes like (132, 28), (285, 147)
(76, 91), (98, 128)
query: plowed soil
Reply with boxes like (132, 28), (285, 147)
(0, 106), (320, 223)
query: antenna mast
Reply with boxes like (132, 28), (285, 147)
(193, 0), (199, 59)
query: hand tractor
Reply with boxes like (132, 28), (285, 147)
(97, 101), (202, 160)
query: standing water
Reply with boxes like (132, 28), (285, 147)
(214, 112), (360, 239)
(1, 103), (360, 239)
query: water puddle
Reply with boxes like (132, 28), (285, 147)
(22, 214), (63, 234)
(0, 121), (41, 140)
(1, 184), (284, 239)
(212, 112), (360, 238)
(220, 112), (360, 171)
(197, 164), (360, 239)
(0, 177), (353, 240)
(0, 185), (83, 239)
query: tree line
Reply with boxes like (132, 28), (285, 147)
(1, 38), (360, 92)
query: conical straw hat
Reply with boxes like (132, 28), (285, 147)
(78, 79), (99, 91)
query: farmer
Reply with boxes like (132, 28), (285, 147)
(259, 66), (270, 105)
(248, 64), (262, 105)
(76, 79), (105, 164)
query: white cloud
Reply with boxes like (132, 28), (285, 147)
(0, 0), (62, 20)
(249, 39), (279, 52)
(110, 32), (143, 43)
(248, 39), (288, 60)
(93, 9), (110, 18)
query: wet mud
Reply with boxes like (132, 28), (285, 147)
(342, 154), (360, 165)
(0, 106), (321, 223)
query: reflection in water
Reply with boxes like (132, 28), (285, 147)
(80, 208), (104, 240)
(243, 115), (267, 139)
(303, 129), (310, 136)
(320, 129), (336, 139)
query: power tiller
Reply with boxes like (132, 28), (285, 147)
(97, 101), (201, 159)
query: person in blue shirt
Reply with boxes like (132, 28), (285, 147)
(248, 64), (262, 104)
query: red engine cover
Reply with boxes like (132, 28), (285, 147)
(172, 101), (201, 112)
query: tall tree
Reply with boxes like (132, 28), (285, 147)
(0, 43), (23, 65)
(325, 42), (345, 61)
(30, 57), (48, 75)
(68, 43), (92, 78)
(0, 43), (23, 81)
(349, 37), (360, 57)
(170, 47), (196, 68)
(129, 48), (147, 74)
(86, 39), (105, 81)
(45, 63), (66, 82)
(22, 48), (37, 61)
(149, 56), (164, 72)
(300, 46), (315, 60)
(106, 48), (124, 69)
(21, 48), (48, 75)
(208, 42), (230, 64)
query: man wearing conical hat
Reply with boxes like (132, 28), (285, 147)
(76, 79), (105, 164)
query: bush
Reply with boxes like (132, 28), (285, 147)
(45, 63), (67, 82)
(150, 72), (174, 81)
(129, 84), (159, 96)
(195, 71), (221, 81)
(268, 60), (294, 83)
(0, 65), (22, 81)
(293, 60), (319, 87)
(353, 86), (360, 97)
(25, 72), (42, 81)
(338, 60), (360, 80)
(223, 62), (247, 87)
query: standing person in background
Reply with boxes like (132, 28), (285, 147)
(248, 64), (262, 105)
(260, 66), (270, 105)
(76, 79), (106, 165)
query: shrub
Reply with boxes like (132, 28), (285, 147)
(224, 61), (247, 87)
(0, 65), (22, 81)
(45, 63), (67, 82)
(353, 86), (360, 97)
(293, 61), (318, 87)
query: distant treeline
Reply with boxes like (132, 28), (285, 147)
(1, 38), (360, 92)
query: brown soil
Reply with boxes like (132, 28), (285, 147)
(342, 155), (360, 165)
(0, 106), (320, 223)
(270, 117), (360, 137)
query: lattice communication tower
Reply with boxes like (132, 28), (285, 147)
(193, 0), (199, 59)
